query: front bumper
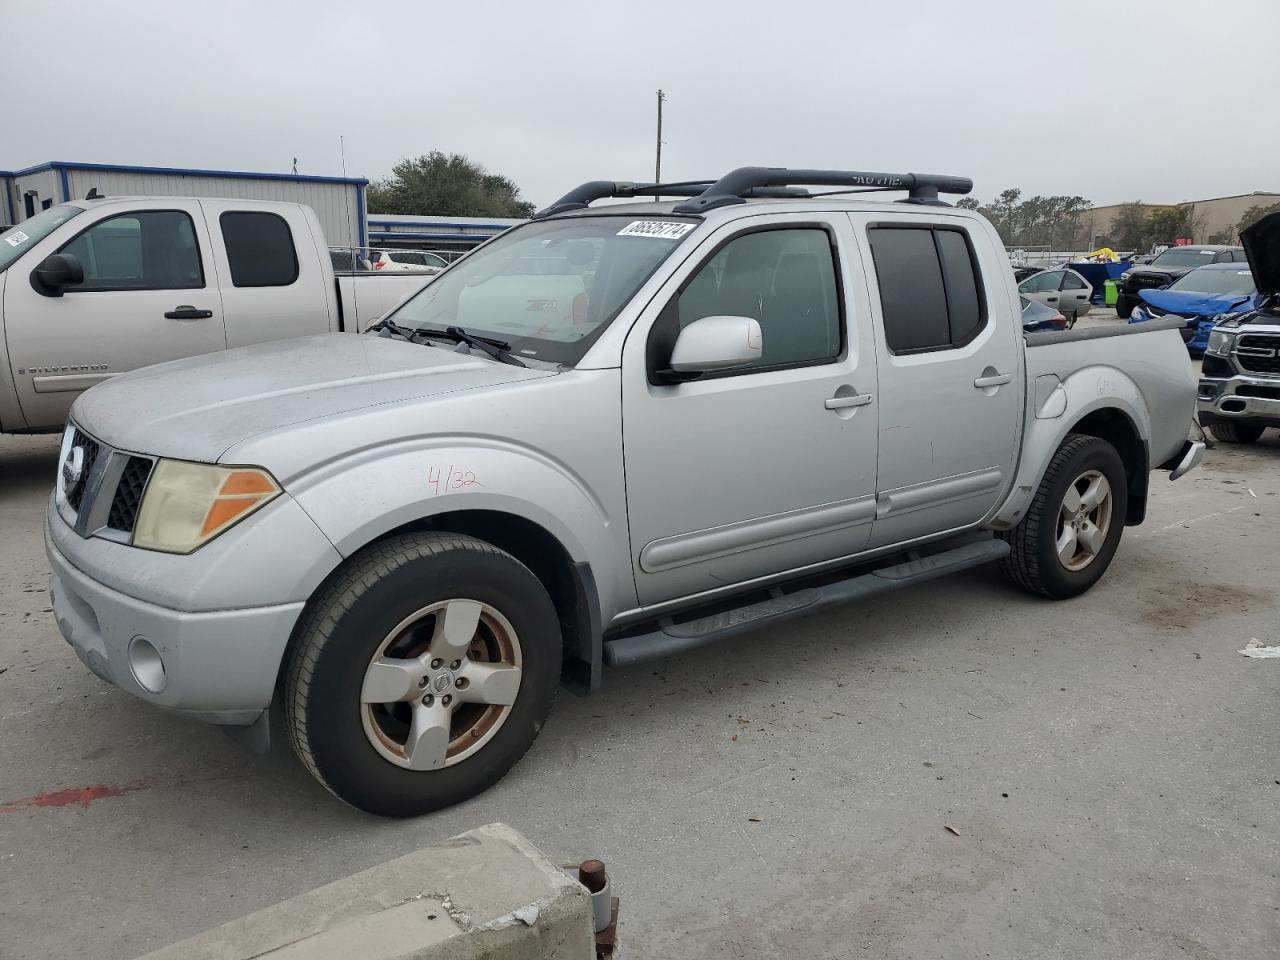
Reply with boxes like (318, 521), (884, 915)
(47, 514), (309, 726)
(1198, 373), (1280, 430)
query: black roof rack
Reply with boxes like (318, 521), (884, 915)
(533, 166), (972, 220)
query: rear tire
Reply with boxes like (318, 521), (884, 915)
(1116, 295), (1133, 319)
(284, 532), (560, 817)
(1208, 421), (1264, 444)
(998, 434), (1128, 600)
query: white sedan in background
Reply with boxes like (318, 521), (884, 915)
(1018, 267), (1093, 327)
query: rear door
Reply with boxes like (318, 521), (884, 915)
(1061, 269), (1092, 317)
(851, 213), (1022, 549)
(3, 200), (225, 430)
(200, 201), (334, 348)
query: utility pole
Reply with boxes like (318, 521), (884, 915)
(654, 89), (665, 199)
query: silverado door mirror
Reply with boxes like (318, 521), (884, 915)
(30, 253), (84, 297)
(662, 315), (763, 381)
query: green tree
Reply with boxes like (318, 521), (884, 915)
(1109, 203), (1152, 252)
(367, 152), (536, 218)
(1146, 206), (1196, 245)
(1237, 200), (1280, 235)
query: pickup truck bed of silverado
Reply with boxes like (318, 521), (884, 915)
(45, 166), (1204, 816)
(0, 196), (430, 433)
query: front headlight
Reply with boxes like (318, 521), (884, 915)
(133, 459), (280, 554)
(1205, 329), (1235, 358)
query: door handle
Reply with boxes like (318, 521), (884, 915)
(974, 373), (1013, 388)
(1046, 296), (1058, 303)
(825, 393), (873, 410)
(165, 306), (213, 321)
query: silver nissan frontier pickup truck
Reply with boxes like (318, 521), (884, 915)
(46, 167), (1204, 816)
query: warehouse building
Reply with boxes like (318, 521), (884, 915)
(0, 160), (368, 248)
(367, 214), (523, 255)
(1085, 191), (1280, 247)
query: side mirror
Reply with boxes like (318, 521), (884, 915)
(30, 253), (84, 298)
(661, 315), (763, 381)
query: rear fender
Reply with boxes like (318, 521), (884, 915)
(992, 366), (1151, 529)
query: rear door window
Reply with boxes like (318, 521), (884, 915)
(1062, 272), (1088, 290)
(219, 211), (299, 287)
(868, 225), (987, 354)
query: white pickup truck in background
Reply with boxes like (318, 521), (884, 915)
(0, 196), (432, 433)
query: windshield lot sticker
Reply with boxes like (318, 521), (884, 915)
(617, 221), (696, 240)
(4, 231), (30, 247)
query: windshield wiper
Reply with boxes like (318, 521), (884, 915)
(416, 326), (528, 367)
(366, 318), (426, 342)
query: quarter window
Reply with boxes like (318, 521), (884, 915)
(219, 211), (299, 287)
(59, 210), (203, 291)
(667, 227), (842, 372)
(869, 225), (987, 354)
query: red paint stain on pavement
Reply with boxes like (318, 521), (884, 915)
(0, 780), (151, 812)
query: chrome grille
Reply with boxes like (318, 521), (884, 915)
(60, 425), (153, 538)
(64, 429), (101, 512)
(107, 456), (153, 532)
(1235, 334), (1280, 376)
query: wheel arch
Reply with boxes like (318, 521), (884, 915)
(280, 508), (604, 699)
(1065, 407), (1149, 524)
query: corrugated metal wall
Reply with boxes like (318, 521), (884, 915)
(63, 169), (365, 247)
(1, 175), (13, 226)
(10, 169), (61, 218)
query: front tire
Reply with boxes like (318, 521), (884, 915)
(998, 434), (1128, 599)
(284, 532), (560, 817)
(1116, 295), (1133, 319)
(1208, 420), (1264, 444)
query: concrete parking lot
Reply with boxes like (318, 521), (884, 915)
(2, 318), (1277, 959)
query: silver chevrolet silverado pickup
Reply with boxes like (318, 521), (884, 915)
(46, 167), (1205, 816)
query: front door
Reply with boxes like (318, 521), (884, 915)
(622, 214), (879, 607)
(852, 213), (1022, 549)
(4, 201), (225, 430)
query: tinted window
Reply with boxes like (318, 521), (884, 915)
(675, 228), (841, 370)
(220, 211), (299, 287)
(936, 230), (982, 343)
(1062, 271), (1088, 290)
(60, 210), (202, 291)
(869, 226), (986, 354)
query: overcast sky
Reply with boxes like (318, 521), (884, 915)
(6, 0), (1276, 208)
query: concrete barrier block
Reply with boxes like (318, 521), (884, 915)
(136, 822), (596, 960)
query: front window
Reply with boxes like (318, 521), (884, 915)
(384, 214), (699, 366)
(1169, 267), (1256, 296)
(0, 204), (83, 273)
(1149, 248), (1220, 268)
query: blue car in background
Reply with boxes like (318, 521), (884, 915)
(1129, 262), (1260, 353)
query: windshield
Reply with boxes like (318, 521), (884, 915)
(384, 214), (699, 366)
(1149, 248), (1221, 268)
(0, 204), (84, 273)
(1169, 266), (1256, 296)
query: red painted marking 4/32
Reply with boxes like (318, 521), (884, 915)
(427, 465), (481, 495)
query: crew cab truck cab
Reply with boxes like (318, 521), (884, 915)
(0, 197), (429, 433)
(46, 167), (1204, 816)
(1197, 211), (1280, 443)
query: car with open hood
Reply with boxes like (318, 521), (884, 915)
(1197, 211), (1280, 442)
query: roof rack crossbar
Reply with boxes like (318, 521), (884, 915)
(671, 167), (973, 214)
(533, 167), (972, 219)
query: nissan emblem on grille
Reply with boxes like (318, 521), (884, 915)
(62, 446), (85, 491)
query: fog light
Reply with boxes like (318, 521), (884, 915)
(128, 636), (166, 693)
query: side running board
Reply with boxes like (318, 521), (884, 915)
(602, 539), (1009, 667)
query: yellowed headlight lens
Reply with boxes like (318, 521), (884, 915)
(133, 460), (280, 554)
